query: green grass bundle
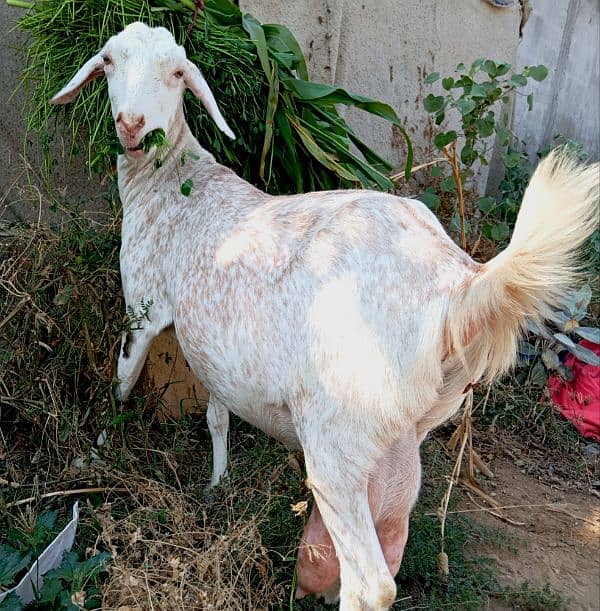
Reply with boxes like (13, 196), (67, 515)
(13, 0), (412, 194)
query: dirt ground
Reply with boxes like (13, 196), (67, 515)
(459, 457), (600, 610)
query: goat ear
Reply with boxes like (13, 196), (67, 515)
(50, 53), (105, 105)
(184, 60), (236, 140)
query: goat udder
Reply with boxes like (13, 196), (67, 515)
(295, 437), (420, 598)
(295, 503), (338, 598)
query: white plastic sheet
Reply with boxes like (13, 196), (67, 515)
(0, 502), (79, 605)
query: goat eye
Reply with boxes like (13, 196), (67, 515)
(102, 55), (111, 65)
(174, 70), (184, 79)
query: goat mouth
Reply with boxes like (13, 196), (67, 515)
(124, 129), (169, 159)
(125, 144), (146, 158)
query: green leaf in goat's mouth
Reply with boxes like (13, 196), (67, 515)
(139, 129), (170, 153)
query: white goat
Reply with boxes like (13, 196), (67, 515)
(51, 22), (598, 611)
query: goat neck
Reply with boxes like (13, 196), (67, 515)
(117, 107), (214, 210)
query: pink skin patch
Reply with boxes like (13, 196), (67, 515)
(295, 436), (420, 599)
(295, 503), (338, 598)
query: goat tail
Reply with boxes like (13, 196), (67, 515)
(446, 149), (599, 383)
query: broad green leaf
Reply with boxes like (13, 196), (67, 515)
(478, 196), (496, 213)
(242, 14), (272, 82)
(423, 94), (445, 113)
(548, 310), (570, 328)
(420, 190), (440, 210)
(58, 590), (79, 611)
(282, 77), (413, 178)
(203, 0), (243, 26)
(475, 117), (494, 137)
(526, 318), (553, 340)
(0, 592), (24, 611)
(553, 332), (576, 349)
(434, 131), (457, 149)
(269, 50), (295, 69)
(37, 576), (63, 605)
(562, 285), (592, 318)
(490, 221), (510, 241)
(424, 72), (440, 84)
(471, 58), (485, 75)
(431, 165), (443, 178)
(496, 126), (511, 146)
(45, 551), (111, 583)
(495, 63), (511, 77)
(35, 511), (58, 533)
(529, 360), (548, 386)
(288, 115), (358, 183)
(470, 83), (486, 98)
(440, 175), (456, 193)
(442, 77), (454, 90)
(455, 98), (476, 115)
(311, 124), (393, 190)
(509, 74), (527, 87)
(460, 144), (477, 166)
(262, 23), (308, 79)
(0, 545), (31, 588)
(275, 107), (302, 191)
(503, 151), (522, 168)
(573, 327), (600, 343)
(527, 64), (548, 81)
(450, 212), (471, 237)
(482, 59), (497, 77)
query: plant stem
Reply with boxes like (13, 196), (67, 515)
(443, 141), (467, 250)
(438, 391), (472, 545)
(6, 0), (34, 8)
(390, 157), (448, 182)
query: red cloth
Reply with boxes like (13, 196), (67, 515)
(548, 339), (600, 442)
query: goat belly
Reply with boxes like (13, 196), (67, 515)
(239, 402), (301, 449)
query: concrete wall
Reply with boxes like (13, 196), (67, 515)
(0, 2), (103, 223)
(513, 0), (600, 161)
(240, 0), (523, 177)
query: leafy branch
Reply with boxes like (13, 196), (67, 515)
(421, 58), (548, 246)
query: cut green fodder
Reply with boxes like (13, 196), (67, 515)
(15, 0), (412, 194)
(140, 127), (170, 153)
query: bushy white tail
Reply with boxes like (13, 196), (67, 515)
(447, 150), (599, 382)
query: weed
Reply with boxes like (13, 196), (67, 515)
(499, 582), (565, 611)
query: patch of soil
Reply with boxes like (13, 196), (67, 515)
(461, 457), (600, 610)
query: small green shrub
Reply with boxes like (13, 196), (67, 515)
(421, 58), (547, 245)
